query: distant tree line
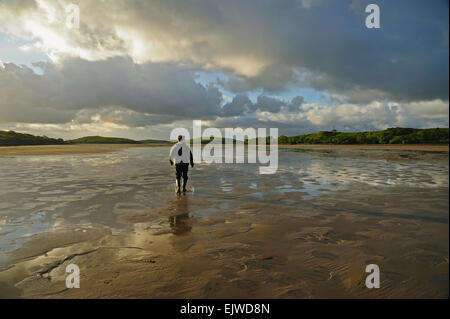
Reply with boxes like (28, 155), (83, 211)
(278, 128), (449, 145)
(1, 128), (448, 147)
(67, 136), (140, 144)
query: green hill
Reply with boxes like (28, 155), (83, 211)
(68, 136), (141, 144)
(0, 130), (66, 146)
(279, 128), (449, 145)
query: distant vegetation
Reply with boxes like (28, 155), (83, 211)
(1, 128), (448, 147)
(68, 136), (141, 144)
(69, 136), (171, 144)
(191, 128), (449, 145)
(0, 130), (66, 146)
(278, 128), (449, 145)
(0, 131), (171, 146)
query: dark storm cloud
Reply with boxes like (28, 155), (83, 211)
(296, 0), (449, 103)
(220, 94), (254, 117)
(0, 57), (224, 123)
(219, 94), (306, 117)
(215, 0), (449, 102)
(0, 58), (298, 125)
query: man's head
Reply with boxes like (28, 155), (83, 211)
(177, 135), (183, 142)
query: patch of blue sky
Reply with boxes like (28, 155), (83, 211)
(0, 32), (50, 73)
(280, 86), (331, 106)
(194, 70), (331, 106)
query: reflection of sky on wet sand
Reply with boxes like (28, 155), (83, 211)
(0, 147), (448, 260)
(0, 211), (53, 255)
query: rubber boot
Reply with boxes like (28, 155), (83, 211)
(176, 178), (182, 194)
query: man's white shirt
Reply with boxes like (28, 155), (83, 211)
(170, 141), (192, 164)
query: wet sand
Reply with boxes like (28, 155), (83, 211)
(0, 147), (448, 298)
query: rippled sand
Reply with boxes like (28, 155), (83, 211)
(0, 147), (448, 298)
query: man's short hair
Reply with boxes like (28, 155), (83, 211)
(177, 135), (183, 142)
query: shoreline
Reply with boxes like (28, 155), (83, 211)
(0, 143), (448, 156)
(279, 144), (449, 152)
(0, 144), (171, 156)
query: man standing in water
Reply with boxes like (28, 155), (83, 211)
(170, 135), (194, 194)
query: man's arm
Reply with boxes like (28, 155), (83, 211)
(169, 145), (175, 166)
(190, 150), (194, 167)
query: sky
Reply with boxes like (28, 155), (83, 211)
(0, 0), (448, 140)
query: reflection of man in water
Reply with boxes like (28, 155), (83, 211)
(169, 135), (194, 194)
(169, 193), (191, 235)
(169, 213), (191, 235)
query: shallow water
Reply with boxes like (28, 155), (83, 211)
(0, 146), (448, 298)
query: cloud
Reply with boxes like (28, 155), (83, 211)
(210, 99), (449, 137)
(288, 96), (305, 111)
(0, 0), (447, 103)
(219, 94), (306, 117)
(255, 95), (285, 113)
(1, 57), (308, 124)
(220, 94), (253, 117)
(0, 57), (224, 123)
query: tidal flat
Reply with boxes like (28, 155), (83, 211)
(0, 145), (448, 298)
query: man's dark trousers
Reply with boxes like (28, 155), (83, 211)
(175, 163), (189, 192)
